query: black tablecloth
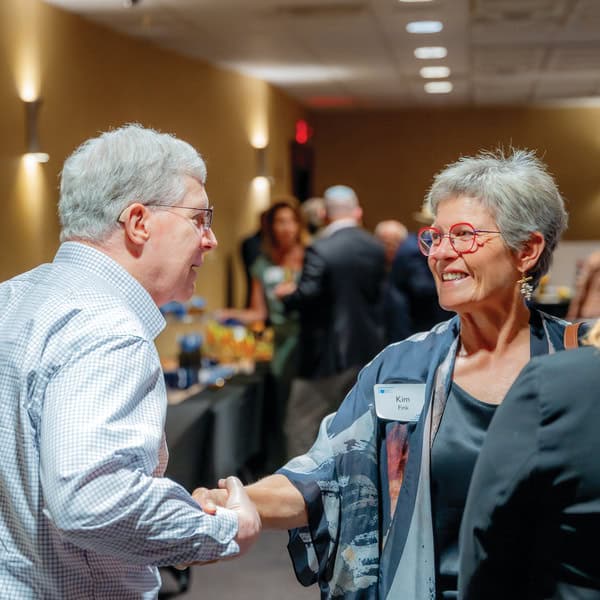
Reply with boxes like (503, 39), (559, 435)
(164, 371), (266, 492)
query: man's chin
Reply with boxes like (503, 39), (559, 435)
(174, 278), (197, 304)
(173, 290), (195, 304)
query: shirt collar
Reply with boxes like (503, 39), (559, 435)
(54, 242), (165, 339)
(321, 217), (359, 238)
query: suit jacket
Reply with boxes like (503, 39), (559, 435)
(283, 224), (386, 379)
(239, 229), (262, 308)
(460, 344), (600, 600)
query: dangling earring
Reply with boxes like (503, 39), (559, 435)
(518, 274), (534, 301)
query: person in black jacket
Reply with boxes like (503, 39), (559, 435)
(384, 231), (454, 343)
(239, 211), (266, 308)
(459, 319), (600, 600)
(276, 184), (386, 458)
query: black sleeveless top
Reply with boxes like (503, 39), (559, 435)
(431, 382), (497, 599)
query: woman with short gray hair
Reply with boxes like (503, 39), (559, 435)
(426, 148), (567, 290)
(197, 148), (587, 600)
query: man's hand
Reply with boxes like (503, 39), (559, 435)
(221, 476), (261, 555)
(193, 477), (261, 555)
(176, 477), (261, 569)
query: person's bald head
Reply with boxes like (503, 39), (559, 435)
(374, 220), (408, 266)
(323, 185), (361, 221)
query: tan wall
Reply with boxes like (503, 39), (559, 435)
(0, 0), (305, 310)
(309, 107), (600, 238)
(3, 0), (600, 314)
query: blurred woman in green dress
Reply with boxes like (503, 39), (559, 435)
(219, 199), (308, 464)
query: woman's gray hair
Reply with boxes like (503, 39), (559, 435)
(58, 123), (207, 242)
(425, 148), (567, 288)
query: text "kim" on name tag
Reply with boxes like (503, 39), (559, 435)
(374, 383), (426, 422)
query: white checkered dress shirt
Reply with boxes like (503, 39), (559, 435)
(0, 242), (238, 599)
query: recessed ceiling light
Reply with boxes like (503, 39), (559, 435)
(406, 21), (444, 34)
(414, 46), (448, 59)
(226, 64), (350, 84)
(420, 66), (451, 78)
(424, 81), (453, 94)
(398, 0), (434, 3)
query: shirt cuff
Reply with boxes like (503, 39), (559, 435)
(211, 506), (240, 558)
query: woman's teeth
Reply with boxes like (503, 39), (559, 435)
(442, 272), (467, 281)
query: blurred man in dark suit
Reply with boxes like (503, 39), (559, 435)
(276, 185), (386, 457)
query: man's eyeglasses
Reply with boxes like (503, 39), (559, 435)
(417, 222), (502, 256)
(117, 204), (214, 231)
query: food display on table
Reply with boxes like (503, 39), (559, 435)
(203, 318), (273, 364)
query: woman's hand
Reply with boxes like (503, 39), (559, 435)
(192, 481), (229, 515)
(273, 281), (297, 299)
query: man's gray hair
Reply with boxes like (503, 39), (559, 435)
(425, 148), (567, 288)
(323, 185), (359, 219)
(58, 123), (207, 242)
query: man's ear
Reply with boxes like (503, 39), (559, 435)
(517, 231), (545, 274)
(120, 203), (151, 246)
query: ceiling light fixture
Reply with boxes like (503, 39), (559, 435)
(398, 0), (434, 3)
(414, 46), (448, 59)
(406, 21), (444, 34)
(424, 81), (453, 94)
(420, 66), (451, 79)
(227, 64), (350, 85)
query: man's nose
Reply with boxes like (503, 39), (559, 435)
(202, 227), (218, 249)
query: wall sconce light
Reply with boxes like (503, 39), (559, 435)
(24, 99), (49, 164)
(251, 145), (272, 198)
(253, 145), (273, 188)
(256, 146), (268, 180)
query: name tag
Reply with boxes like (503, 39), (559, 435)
(374, 383), (426, 422)
(263, 266), (285, 285)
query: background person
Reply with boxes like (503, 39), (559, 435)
(275, 184), (386, 459)
(300, 196), (326, 239)
(197, 148), (586, 600)
(385, 216), (454, 343)
(566, 248), (600, 321)
(459, 318), (600, 599)
(239, 210), (266, 308)
(374, 219), (408, 269)
(217, 199), (308, 466)
(373, 218), (419, 345)
(0, 124), (260, 599)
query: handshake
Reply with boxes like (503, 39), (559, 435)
(190, 476), (262, 564)
(180, 474), (305, 568)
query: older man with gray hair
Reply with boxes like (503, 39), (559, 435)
(0, 124), (261, 599)
(276, 184), (386, 458)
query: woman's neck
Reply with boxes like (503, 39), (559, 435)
(458, 299), (531, 357)
(272, 242), (303, 268)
